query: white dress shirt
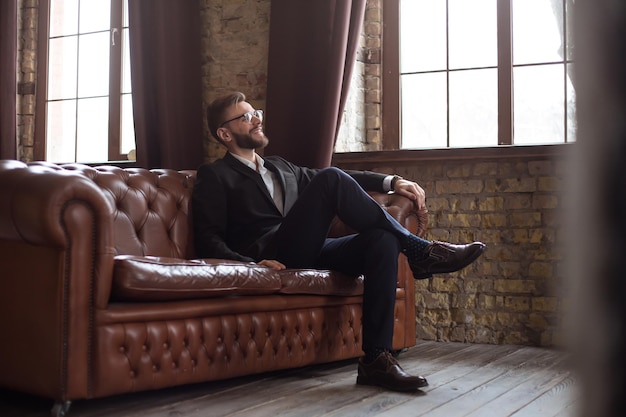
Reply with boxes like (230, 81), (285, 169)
(231, 152), (284, 214)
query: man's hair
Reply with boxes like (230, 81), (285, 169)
(207, 91), (247, 143)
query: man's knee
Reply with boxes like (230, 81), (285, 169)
(362, 229), (401, 256)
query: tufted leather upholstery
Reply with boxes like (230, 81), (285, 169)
(0, 160), (427, 403)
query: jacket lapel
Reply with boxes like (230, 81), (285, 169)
(224, 153), (277, 210)
(263, 158), (297, 214)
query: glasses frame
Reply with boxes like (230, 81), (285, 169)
(220, 110), (264, 127)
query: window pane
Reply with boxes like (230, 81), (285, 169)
(76, 97), (109, 162)
(50, 0), (79, 37)
(513, 64), (564, 144)
(565, 0), (574, 61)
(121, 93), (135, 156)
(77, 32), (110, 97)
(449, 0), (497, 69)
(48, 36), (78, 100)
(449, 69), (498, 147)
(513, 0), (564, 65)
(78, 0), (111, 33)
(400, 0), (447, 73)
(566, 63), (576, 142)
(123, 0), (129, 27)
(401, 73), (447, 149)
(122, 28), (132, 94)
(47, 100), (77, 162)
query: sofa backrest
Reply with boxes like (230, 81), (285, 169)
(56, 163), (197, 259)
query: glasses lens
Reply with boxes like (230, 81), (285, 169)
(241, 110), (263, 123)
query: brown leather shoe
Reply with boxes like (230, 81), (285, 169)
(409, 241), (486, 280)
(357, 352), (428, 391)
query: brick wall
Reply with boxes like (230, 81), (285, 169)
(16, 0), (37, 162)
(334, 146), (569, 347)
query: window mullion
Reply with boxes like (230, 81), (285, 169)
(497, 0), (513, 145)
(382, 0), (401, 150)
(108, 0), (124, 160)
(34, 0), (51, 161)
(445, 0), (450, 148)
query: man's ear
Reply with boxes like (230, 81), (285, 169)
(216, 127), (231, 144)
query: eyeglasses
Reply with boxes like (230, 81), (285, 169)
(220, 110), (264, 127)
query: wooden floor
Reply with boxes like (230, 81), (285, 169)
(0, 341), (578, 417)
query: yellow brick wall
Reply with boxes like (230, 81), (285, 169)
(334, 147), (569, 347)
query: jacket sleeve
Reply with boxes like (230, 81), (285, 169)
(273, 156), (388, 193)
(192, 164), (255, 262)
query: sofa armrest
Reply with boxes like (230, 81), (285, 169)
(0, 160), (116, 399)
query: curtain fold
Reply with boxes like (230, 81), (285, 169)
(0, 0), (18, 160)
(128, 0), (205, 170)
(265, 0), (366, 168)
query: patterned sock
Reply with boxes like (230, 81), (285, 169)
(363, 347), (387, 364)
(402, 234), (432, 261)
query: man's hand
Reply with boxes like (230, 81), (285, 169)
(258, 259), (286, 270)
(394, 179), (426, 210)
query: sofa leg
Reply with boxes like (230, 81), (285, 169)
(51, 400), (71, 417)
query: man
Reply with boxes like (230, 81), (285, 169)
(192, 91), (486, 392)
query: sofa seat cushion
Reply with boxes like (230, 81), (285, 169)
(277, 269), (364, 296)
(112, 255), (282, 301)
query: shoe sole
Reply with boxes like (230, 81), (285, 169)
(356, 376), (429, 391)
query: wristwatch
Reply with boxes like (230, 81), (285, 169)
(391, 175), (403, 191)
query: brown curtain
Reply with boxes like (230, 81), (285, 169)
(264, 0), (366, 168)
(128, 0), (204, 170)
(0, 0), (17, 160)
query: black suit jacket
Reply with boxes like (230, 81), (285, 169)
(192, 153), (388, 262)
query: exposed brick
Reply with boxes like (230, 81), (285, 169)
(432, 277), (462, 293)
(485, 178), (537, 193)
(504, 296), (531, 311)
(482, 214), (507, 228)
(473, 162), (498, 176)
(479, 197), (504, 211)
(529, 262), (553, 278)
(427, 197), (450, 211)
(528, 160), (554, 176)
(436, 179), (484, 194)
(509, 212), (542, 227)
(447, 213), (482, 228)
(504, 195), (532, 210)
(532, 297), (559, 312)
(538, 176), (562, 192)
(446, 164), (472, 178)
(495, 279), (536, 294)
(532, 194), (559, 209)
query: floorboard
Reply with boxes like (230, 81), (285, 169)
(0, 341), (579, 417)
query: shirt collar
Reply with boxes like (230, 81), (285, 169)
(230, 152), (265, 172)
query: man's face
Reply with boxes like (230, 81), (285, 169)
(220, 102), (268, 150)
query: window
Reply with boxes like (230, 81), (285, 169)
(383, 0), (575, 149)
(35, 0), (134, 163)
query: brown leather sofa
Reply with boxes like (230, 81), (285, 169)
(0, 160), (427, 414)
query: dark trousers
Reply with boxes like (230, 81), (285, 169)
(270, 167), (412, 351)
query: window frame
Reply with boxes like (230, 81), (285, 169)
(35, 0), (129, 163)
(382, 0), (573, 150)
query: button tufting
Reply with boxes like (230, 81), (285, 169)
(119, 346), (126, 353)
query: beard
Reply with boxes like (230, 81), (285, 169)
(231, 129), (269, 150)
